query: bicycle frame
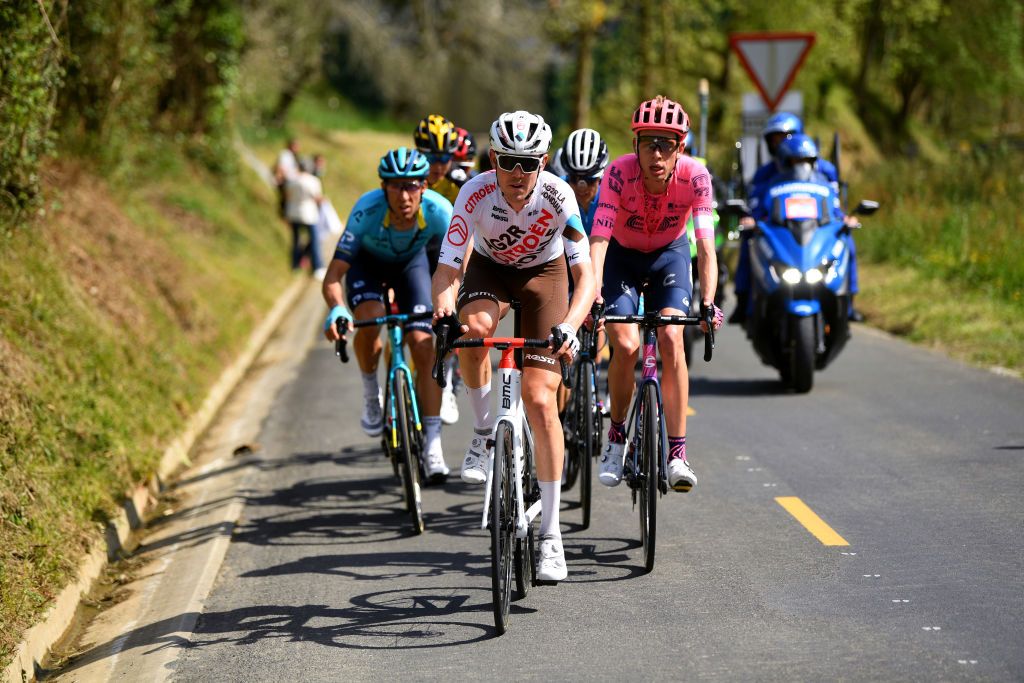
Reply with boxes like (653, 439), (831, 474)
(383, 320), (421, 449)
(480, 345), (539, 539)
(623, 321), (671, 494)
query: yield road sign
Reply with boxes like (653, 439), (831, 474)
(730, 32), (815, 111)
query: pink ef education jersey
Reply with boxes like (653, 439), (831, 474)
(592, 154), (715, 252)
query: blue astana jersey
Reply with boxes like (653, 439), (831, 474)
(334, 188), (453, 264)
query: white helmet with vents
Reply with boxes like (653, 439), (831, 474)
(560, 128), (609, 177)
(489, 110), (553, 156)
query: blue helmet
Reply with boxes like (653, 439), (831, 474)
(763, 112), (804, 138)
(777, 133), (819, 164)
(378, 147), (429, 180)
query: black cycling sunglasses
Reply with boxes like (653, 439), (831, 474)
(568, 173), (601, 186)
(636, 135), (681, 155)
(426, 153), (453, 164)
(495, 153), (543, 173)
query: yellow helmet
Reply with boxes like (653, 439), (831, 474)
(414, 114), (459, 155)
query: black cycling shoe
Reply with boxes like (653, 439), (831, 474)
(849, 307), (866, 323)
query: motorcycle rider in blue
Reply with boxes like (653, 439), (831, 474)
(731, 114), (862, 323)
(321, 147), (454, 481)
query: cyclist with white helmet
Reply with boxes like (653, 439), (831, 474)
(432, 110), (596, 581)
(323, 148), (454, 481)
(559, 128), (610, 236)
(590, 95), (724, 493)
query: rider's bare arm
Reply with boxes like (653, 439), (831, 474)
(430, 262), (464, 327)
(564, 227), (596, 331)
(588, 235), (609, 301)
(322, 259), (352, 340)
(696, 237), (718, 307)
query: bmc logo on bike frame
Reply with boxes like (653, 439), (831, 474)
(501, 373), (512, 410)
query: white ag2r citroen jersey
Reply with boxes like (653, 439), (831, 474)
(438, 170), (586, 269)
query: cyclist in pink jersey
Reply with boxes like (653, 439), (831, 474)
(589, 95), (724, 492)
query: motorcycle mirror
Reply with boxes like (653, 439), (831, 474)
(855, 199), (880, 216)
(722, 198), (751, 217)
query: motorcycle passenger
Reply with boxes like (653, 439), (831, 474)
(748, 134), (844, 220)
(322, 148), (453, 482)
(731, 114), (861, 323)
(589, 95), (724, 493)
(432, 110), (596, 581)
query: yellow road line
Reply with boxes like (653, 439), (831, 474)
(775, 496), (849, 546)
(686, 405), (696, 416)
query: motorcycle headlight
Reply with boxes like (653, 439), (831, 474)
(804, 268), (824, 284)
(781, 268), (802, 284)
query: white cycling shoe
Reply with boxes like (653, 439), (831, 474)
(440, 388), (459, 425)
(536, 535), (567, 582)
(598, 441), (625, 487)
(423, 439), (450, 483)
(360, 394), (383, 437)
(460, 435), (489, 485)
(668, 458), (697, 492)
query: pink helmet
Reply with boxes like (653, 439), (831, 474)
(631, 96), (690, 136)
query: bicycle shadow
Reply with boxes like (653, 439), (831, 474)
(689, 377), (781, 397)
(52, 585), (502, 676)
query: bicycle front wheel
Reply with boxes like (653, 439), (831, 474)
(578, 360), (596, 529)
(395, 375), (424, 535)
(491, 421), (515, 635)
(638, 382), (659, 573)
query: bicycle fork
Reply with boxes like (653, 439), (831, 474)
(480, 357), (539, 538)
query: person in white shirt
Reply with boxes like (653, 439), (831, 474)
(284, 158), (324, 277)
(274, 139), (300, 219)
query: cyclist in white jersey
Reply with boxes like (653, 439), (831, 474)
(432, 111), (596, 582)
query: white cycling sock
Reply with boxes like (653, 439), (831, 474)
(538, 480), (561, 539)
(423, 415), (442, 454)
(467, 383), (494, 433)
(361, 371), (379, 401)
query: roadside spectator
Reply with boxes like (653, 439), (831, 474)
(274, 138), (300, 218)
(313, 153), (327, 179)
(285, 157), (325, 279)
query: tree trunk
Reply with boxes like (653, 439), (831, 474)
(572, 24), (595, 128)
(639, 0), (653, 98)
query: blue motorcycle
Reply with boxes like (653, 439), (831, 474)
(727, 183), (877, 393)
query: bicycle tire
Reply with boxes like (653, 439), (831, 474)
(579, 360), (596, 529)
(491, 422), (515, 634)
(639, 383), (659, 573)
(515, 423), (537, 599)
(381, 379), (400, 480)
(395, 375), (424, 535)
(561, 365), (581, 492)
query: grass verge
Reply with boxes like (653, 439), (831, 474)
(0, 147), (291, 665)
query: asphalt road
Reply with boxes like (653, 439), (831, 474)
(53, 292), (1024, 682)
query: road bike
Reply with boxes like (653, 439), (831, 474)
(603, 299), (715, 572)
(433, 303), (570, 635)
(336, 309), (434, 534)
(560, 301), (604, 529)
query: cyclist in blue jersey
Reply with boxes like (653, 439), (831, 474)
(323, 148), (454, 481)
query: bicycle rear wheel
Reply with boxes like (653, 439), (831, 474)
(578, 360), (596, 529)
(638, 383), (659, 573)
(395, 375), (424, 535)
(491, 422), (515, 634)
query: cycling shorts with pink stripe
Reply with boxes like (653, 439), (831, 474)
(591, 154), (715, 253)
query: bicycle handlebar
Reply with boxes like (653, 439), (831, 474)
(432, 323), (571, 388)
(334, 319), (349, 363)
(603, 310), (715, 362)
(352, 309), (434, 329)
(549, 326), (572, 388)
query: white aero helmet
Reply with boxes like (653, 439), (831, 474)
(561, 128), (609, 177)
(489, 110), (552, 156)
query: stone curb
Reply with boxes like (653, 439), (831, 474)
(4, 275), (311, 683)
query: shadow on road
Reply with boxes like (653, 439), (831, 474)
(689, 377), (781, 397)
